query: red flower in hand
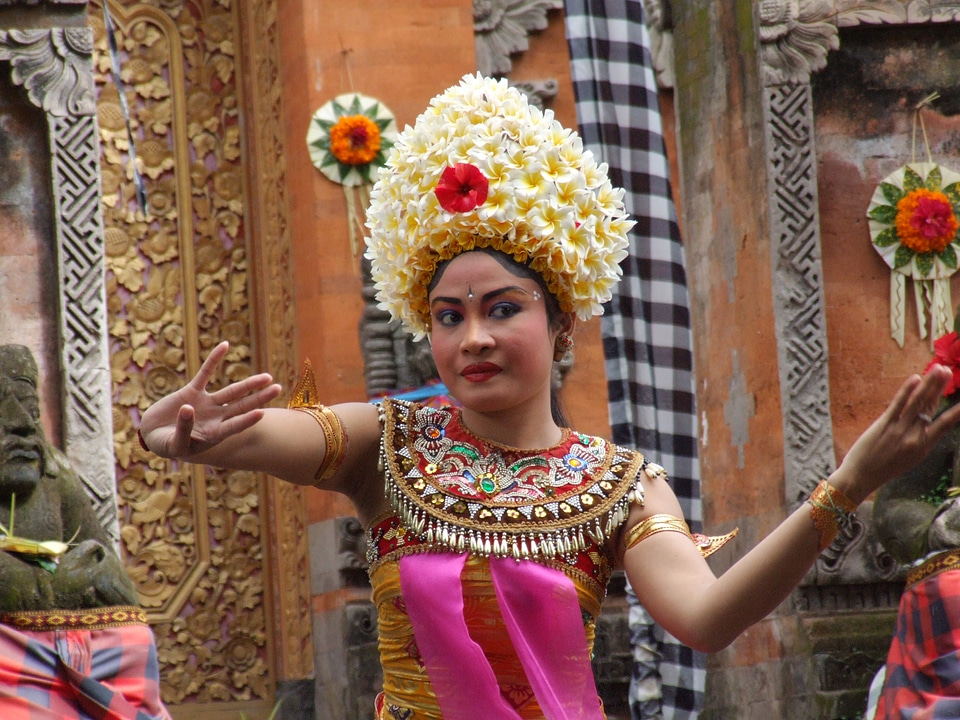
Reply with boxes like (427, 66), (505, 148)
(435, 163), (489, 213)
(926, 331), (960, 396)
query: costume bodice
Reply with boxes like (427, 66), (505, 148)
(366, 400), (651, 719)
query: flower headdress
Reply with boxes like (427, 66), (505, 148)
(365, 73), (633, 337)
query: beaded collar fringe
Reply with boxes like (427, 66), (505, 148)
(376, 399), (652, 561)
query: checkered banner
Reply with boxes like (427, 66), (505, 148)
(562, 1), (704, 717)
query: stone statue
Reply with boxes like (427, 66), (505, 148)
(0, 344), (138, 611)
(873, 412), (960, 564)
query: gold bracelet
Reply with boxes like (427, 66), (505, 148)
(806, 479), (858, 552)
(288, 358), (347, 483)
(625, 514), (692, 550)
(294, 405), (347, 482)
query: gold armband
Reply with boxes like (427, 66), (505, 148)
(288, 359), (348, 482)
(806, 479), (858, 552)
(625, 514), (692, 550)
(625, 514), (738, 558)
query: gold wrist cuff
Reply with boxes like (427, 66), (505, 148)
(806, 479), (858, 552)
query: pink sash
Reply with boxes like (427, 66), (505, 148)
(399, 553), (604, 719)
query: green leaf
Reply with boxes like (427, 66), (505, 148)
(904, 166), (924, 193)
(314, 118), (335, 132)
(331, 99), (348, 118)
(940, 244), (958, 269)
(338, 162), (352, 182)
(347, 94), (364, 115)
(319, 153), (338, 168)
(926, 165), (943, 192)
(868, 204), (898, 224)
(357, 163), (373, 183)
(308, 138), (330, 151)
(375, 117), (393, 132)
(881, 182), (904, 206)
(873, 226), (900, 247)
(944, 182), (960, 207)
(894, 244), (915, 269)
(916, 251), (935, 276)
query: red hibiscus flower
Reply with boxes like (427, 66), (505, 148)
(926, 330), (960, 396)
(435, 163), (489, 213)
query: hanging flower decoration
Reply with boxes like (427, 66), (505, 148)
(307, 92), (397, 185)
(867, 162), (960, 347)
(307, 92), (397, 257)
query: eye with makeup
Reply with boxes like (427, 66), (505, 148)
(489, 301), (522, 319)
(434, 308), (464, 327)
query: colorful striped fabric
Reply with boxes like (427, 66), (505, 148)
(563, 1), (704, 718)
(874, 562), (960, 719)
(0, 617), (171, 720)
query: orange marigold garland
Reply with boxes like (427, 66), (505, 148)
(868, 162), (960, 347)
(307, 93), (397, 257)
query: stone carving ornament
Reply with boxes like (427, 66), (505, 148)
(756, 0), (960, 590)
(0, 27), (118, 543)
(473, 0), (564, 77)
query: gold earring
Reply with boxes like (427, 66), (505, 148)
(553, 333), (574, 362)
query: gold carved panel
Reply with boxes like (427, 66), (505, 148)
(91, 0), (309, 709)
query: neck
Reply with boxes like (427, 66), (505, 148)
(459, 401), (563, 449)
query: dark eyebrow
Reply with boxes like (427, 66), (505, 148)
(430, 286), (530, 308)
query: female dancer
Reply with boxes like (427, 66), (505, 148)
(139, 74), (960, 719)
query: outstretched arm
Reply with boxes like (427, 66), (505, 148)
(622, 365), (960, 653)
(137, 342), (383, 502)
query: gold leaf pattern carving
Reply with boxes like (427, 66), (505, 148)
(92, 0), (271, 705)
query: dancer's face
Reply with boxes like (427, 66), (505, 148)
(428, 251), (561, 418)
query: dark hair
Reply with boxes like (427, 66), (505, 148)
(428, 247), (570, 426)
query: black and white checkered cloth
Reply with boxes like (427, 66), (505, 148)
(563, 1), (704, 718)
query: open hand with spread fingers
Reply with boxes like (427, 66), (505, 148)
(138, 341), (282, 459)
(831, 364), (960, 504)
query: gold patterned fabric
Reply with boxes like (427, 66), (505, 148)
(0, 605), (148, 632)
(371, 556), (603, 719)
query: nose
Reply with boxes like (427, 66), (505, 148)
(0, 395), (35, 435)
(461, 316), (494, 355)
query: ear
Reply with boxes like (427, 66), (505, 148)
(557, 313), (577, 337)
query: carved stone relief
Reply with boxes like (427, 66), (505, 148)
(0, 27), (119, 543)
(643, 0), (675, 88)
(473, 0), (563, 77)
(756, 0), (960, 586)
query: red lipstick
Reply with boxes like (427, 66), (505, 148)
(461, 362), (501, 382)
